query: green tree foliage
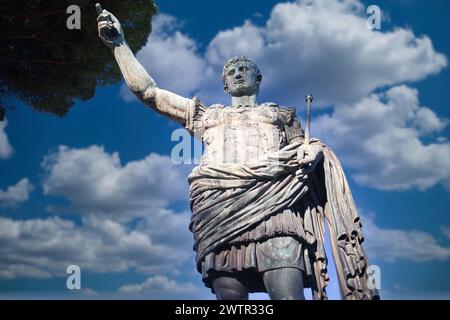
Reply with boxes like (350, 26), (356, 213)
(0, 0), (157, 120)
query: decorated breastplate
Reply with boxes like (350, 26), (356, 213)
(201, 103), (288, 164)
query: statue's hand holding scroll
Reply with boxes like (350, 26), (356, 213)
(97, 7), (125, 50)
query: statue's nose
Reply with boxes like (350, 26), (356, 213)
(235, 73), (242, 79)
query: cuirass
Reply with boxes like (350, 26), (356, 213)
(201, 104), (288, 164)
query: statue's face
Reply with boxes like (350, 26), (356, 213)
(223, 61), (261, 97)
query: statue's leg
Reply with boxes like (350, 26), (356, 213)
(263, 267), (306, 300)
(212, 274), (249, 300)
(256, 236), (306, 300)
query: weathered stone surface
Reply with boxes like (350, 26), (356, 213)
(97, 10), (379, 300)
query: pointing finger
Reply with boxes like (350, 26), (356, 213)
(95, 3), (103, 15)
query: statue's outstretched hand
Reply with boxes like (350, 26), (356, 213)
(297, 141), (323, 169)
(97, 9), (125, 49)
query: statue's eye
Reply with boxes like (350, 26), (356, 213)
(239, 66), (248, 72)
(228, 69), (235, 76)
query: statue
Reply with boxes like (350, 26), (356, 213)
(96, 4), (379, 300)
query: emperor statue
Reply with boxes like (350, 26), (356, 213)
(96, 5), (379, 300)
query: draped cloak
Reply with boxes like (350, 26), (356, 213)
(188, 140), (379, 300)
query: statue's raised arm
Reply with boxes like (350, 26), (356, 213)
(96, 6), (194, 125)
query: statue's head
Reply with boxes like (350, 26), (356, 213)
(222, 56), (262, 97)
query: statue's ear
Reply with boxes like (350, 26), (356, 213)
(256, 75), (262, 86)
(223, 84), (229, 94)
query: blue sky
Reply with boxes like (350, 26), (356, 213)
(0, 0), (449, 299)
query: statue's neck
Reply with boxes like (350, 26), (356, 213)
(231, 94), (258, 107)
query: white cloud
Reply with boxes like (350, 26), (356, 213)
(0, 209), (193, 279)
(42, 145), (190, 220)
(0, 120), (13, 159)
(3, 0), (447, 295)
(201, 0), (446, 106)
(120, 1), (449, 191)
(315, 85), (450, 190)
(117, 275), (203, 299)
(0, 178), (34, 208)
(441, 226), (450, 240)
(0, 145), (197, 282)
(363, 214), (450, 262)
(127, 0), (444, 105)
(120, 14), (207, 102)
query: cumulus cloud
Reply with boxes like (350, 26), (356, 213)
(207, 0), (447, 106)
(0, 209), (193, 280)
(117, 275), (204, 299)
(362, 214), (450, 262)
(120, 14), (207, 102)
(3, 0), (448, 295)
(441, 226), (450, 240)
(0, 144), (198, 283)
(315, 85), (450, 190)
(0, 120), (13, 159)
(42, 145), (190, 219)
(128, 0), (446, 106)
(204, 0), (446, 106)
(0, 178), (34, 208)
(119, 1), (449, 191)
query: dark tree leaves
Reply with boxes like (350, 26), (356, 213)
(0, 0), (157, 120)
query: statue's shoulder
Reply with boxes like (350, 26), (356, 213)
(209, 103), (225, 109)
(203, 103), (224, 118)
(192, 97), (225, 110)
(260, 102), (278, 108)
(256, 102), (297, 125)
(274, 104), (297, 124)
(260, 102), (294, 112)
(190, 99), (223, 120)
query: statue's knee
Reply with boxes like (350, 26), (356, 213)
(212, 275), (248, 300)
(263, 268), (305, 300)
(215, 287), (248, 300)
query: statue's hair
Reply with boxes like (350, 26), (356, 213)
(221, 56), (261, 84)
